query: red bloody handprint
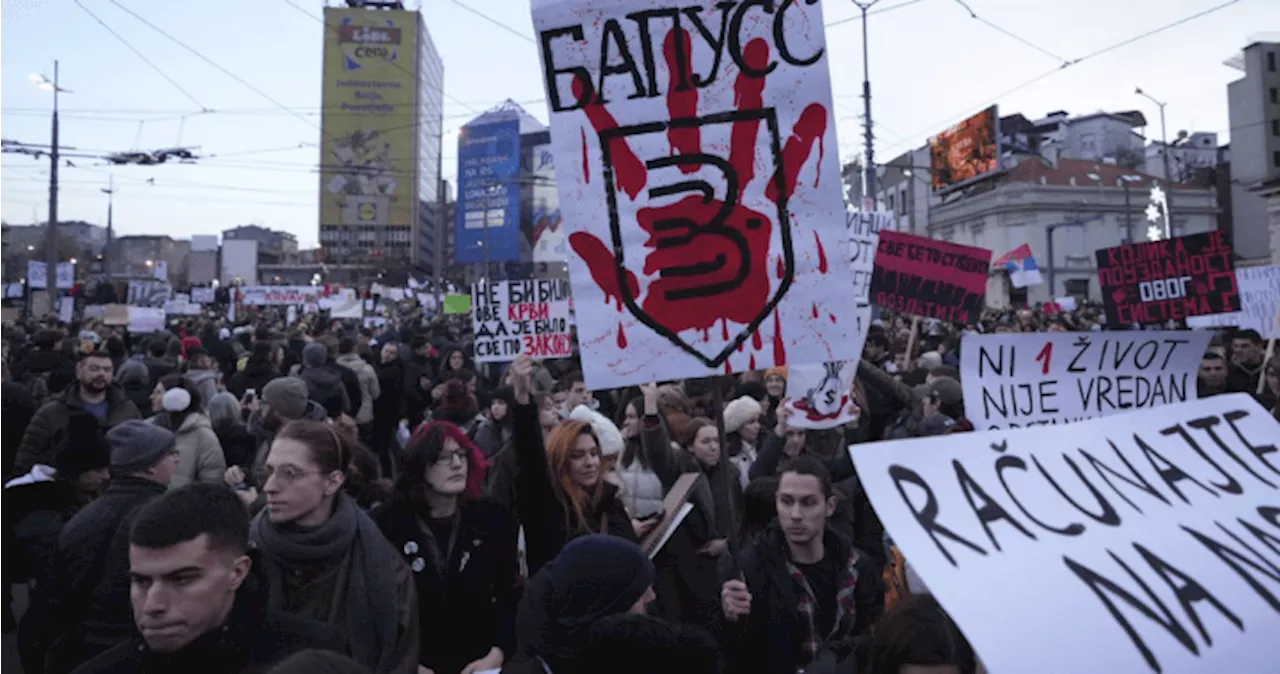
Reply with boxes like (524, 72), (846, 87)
(568, 28), (826, 368)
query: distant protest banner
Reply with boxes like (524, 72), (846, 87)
(851, 394), (1280, 674)
(961, 331), (1212, 430)
(239, 286), (318, 306)
(534, 0), (862, 390)
(1186, 264), (1280, 337)
(1096, 230), (1239, 326)
(869, 231), (991, 323)
(848, 210), (896, 302)
(472, 279), (574, 363)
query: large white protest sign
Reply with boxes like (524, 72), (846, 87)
(852, 394), (1280, 674)
(126, 306), (166, 333)
(472, 279), (574, 363)
(189, 287), (216, 305)
(784, 360), (859, 430)
(1186, 265), (1280, 337)
(962, 330), (1212, 430)
(848, 209), (895, 302)
(27, 261), (75, 290)
(533, 0), (860, 389)
(239, 286), (318, 306)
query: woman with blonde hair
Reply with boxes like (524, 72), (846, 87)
(508, 355), (635, 577)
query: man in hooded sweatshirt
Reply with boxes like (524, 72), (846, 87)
(499, 535), (657, 674)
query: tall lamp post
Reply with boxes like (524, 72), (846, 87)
(30, 62), (69, 300)
(101, 176), (115, 279)
(901, 166), (932, 235)
(854, 0), (882, 204)
(1135, 87), (1174, 227)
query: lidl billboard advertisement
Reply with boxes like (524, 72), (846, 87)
(928, 105), (1000, 192)
(320, 8), (418, 229)
(456, 120), (521, 264)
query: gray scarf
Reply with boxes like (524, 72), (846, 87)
(250, 494), (401, 673)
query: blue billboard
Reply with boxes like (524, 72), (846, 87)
(456, 119), (521, 264)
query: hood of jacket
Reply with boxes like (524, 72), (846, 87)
(241, 356), (277, 379)
(300, 364), (344, 391)
(186, 369), (220, 387)
(177, 412), (213, 435)
(20, 349), (72, 375)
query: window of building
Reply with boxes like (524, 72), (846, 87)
(1274, 119), (1280, 137)
(887, 193), (895, 214)
(1274, 150), (1280, 169)
(1270, 51), (1277, 72)
(1272, 87), (1279, 105)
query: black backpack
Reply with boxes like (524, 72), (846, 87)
(21, 370), (53, 407)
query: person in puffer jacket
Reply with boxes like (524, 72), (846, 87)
(150, 378), (227, 490)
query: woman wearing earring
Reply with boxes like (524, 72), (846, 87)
(371, 422), (519, 674)
(251, 420), (420, 674)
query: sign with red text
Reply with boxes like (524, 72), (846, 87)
(851, 394), (1280, 674)
(1095, 230), (1239, 326)
(472, 279), (574, 363)
(533, 0), (861, 390)
(1186, 265), (1280, 337)
(961, 331), (1212, 430)
(869, 231), (991, 323)
(239, 286), (319, 306)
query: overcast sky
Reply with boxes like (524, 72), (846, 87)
(2, 0), (1272, 248)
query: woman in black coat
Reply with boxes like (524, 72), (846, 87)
(370, 421), (520, 674)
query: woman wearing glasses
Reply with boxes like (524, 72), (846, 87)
(251, 420), (420, 674)
(371, 422), (519, 674)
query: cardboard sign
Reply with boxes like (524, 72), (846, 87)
(533, 0), (862, 390)
(640, 473), (702, 557)
(1186, 265), (1280, 337)
(1095, 230), (1240, 326)
(239, 286), (318, 306)
(850, 394), (1280, 674)
(472, 279), (574, 363)
(785, 360), (859, 430)
(961, 331), (1213, 430)
(870, 231), (991, 323)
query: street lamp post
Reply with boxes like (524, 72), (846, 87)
(30, 62), (67, 301)
(1135, 87), (1174, 228)
(902, 167), (932, 235)
(854, 0), (882, 204)
(101, 176), (115, 279)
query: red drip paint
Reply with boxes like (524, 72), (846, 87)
(616, 322), (627, 349)
(775, 256), (785, 279)
(814, 231), (828, 274)
(569, 232), (638, 312)
(749, 353), (757, 370)
(792, 395), (850, 422)
(663, 29), (700, 173)
(751, 329), (763, 351)
(814, 131), (824, 188)
(829, 313), (837, 324)
(724, 360), (733, 375)
(579, 127), (589, 184)
(572, 76), (646, 199)
(811, 302), (819, 319)
(771, 310), (786, 366)
(701, 328), (710, 343)
(766, 104), (828, 204)
(730, 39), (769, 185)
(720, 318), (729, 341)
(737, 341), (745, 353)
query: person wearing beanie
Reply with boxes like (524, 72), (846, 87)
(222, 376), (328, 508)
(762, 367), (787, 431)
(47, 421), (178, 670)
(114, 359), (152, 415)
(504, 535), (656, 674)
(4, 411), (112, 664)
(471, 386), (515, 459)
(299, 341), (352, 419)
(722, 396), (764, 488)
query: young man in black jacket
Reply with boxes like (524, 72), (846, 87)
(70, 483), (344, 673)
(720, 456), (882, 674)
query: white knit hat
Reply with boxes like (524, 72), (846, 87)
(569, 405), (624, 457)
(722, 396), (761, 435)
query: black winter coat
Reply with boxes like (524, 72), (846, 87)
(12, 349), (77, 400)
(48, 475), (168, 671)
(227, 358), (280, 400)
(371, 496), (521, 674)
(511, 402), (637, 578)
(69, 561), (345, 674)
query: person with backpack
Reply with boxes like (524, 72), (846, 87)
(13, 351), (142, 476)
(12, 329), (78, 408)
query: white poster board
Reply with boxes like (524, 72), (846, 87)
(961, 331), (1212, 430)
(327, 288), (364, 319)
(851, 394), (1280, 674)
(784, 360), (859, 430)
(26, 261), (75, 290)
(848, 209), (895, 302)
(58, 296), (75, 324)
(126, 306), (166, 333)
(472, 279), (574, 363)
(1186, 265), (1280, 337)
(190, 287), (216, 305)
(239, 286), (318, 306)
(534, 0), (860, 389)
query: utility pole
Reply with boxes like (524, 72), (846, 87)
(435, 177), (446, 308)
(42, 61), (62, 299)
(1136, 87), (1174, 232)
(855, 0), (880, 205)
(102, 176), (115, 279)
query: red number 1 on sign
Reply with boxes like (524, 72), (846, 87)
(1035, 342), (1053, 375)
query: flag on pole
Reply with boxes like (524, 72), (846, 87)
(993, 244), (1043, 288)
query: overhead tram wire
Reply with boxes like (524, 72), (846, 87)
(951, 0), (1070, 66)
(74, 0), (210, 112)
(874, 0), (1243, 158)
(450, 0), (536, 43)
(825, 0), (928, 28)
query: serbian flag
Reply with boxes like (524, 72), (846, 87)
(993, 244), (1043, 288)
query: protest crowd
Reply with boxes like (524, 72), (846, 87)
(2, 299), (1276, 674)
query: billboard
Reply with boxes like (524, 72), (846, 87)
(929, 105), (1000, 192)
(220, 239), (258, 285)
(527, 142), (566, 265)
(320, 8), (419, 230)
(455, 119), (521, 264)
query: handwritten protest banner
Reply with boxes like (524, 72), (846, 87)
(239, 286), (319, 306)
(848, 210), (896, 302)
(961, 331), (1212, 430)
(1186, 265), (1280, 337)
(533, 0), (861, 390)
(1096, 230), (1239, 326)
(851, 394), (1280, 674)
(869, 230), (991, 323)
(472, 279), (574, 363)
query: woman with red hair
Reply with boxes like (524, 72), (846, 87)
(508, 355), (635, 577)
(370, 421), (516, 674)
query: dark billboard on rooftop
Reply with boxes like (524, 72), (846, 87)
(929, 106), (999, 192)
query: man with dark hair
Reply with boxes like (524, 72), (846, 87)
(720, 456), (882, 674)
(577, 613), (722, 674)
(69, 483), (343, 673)
(14, 351), (141, 476)
(141, 338), (176, 384)
(47, 421), (179, 671)
(403, 335), (434, 427)
(557, 370), (594, 419)
(1198, 351), (1230, 398)
(1228, 329), (1274, 406)
(12, 328), (77, 404)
